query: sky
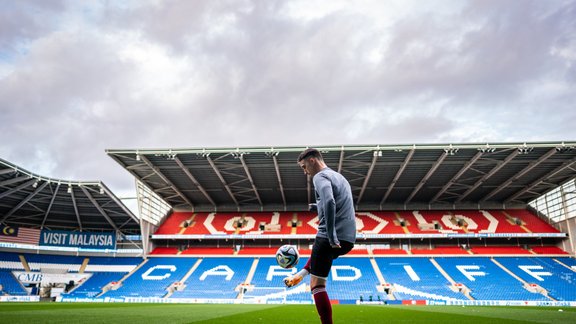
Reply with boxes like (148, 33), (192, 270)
(1, 0), (576, 203)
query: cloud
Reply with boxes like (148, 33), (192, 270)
(0, 0), (575, 197)
(0, 0), (66, 51)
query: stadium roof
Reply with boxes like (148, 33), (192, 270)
(0, 158), (140, 234)
(107, 142), (576, 213)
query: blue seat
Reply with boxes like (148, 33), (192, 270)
(376, 257), (466, 301)
(101, 257), (197, 299)
(0, 269), (28, 295)
(171, 257), (253, 299)
(495, 257), (576, 301)
(435, 257), (548, 301)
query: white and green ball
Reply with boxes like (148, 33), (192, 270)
(275, 245), (300, 269)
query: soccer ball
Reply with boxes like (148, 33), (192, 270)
(275, 245), (299, 269)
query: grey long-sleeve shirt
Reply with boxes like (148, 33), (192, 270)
(313, 167), (356, 246)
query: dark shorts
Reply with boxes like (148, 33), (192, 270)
(309, 237), (354, 279)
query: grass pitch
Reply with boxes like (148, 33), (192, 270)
(0, 303), (575, 323)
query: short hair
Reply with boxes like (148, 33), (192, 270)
(297, 148), (323, 162)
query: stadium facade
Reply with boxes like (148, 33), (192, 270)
(0, 142), (575, 305)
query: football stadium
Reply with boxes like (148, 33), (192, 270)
(1, 142), (576, 323)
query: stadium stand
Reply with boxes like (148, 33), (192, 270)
(0, 252), (25, 270)
(150, 247), (180, 255)
(410, 246), (469, 255)
(434, 257), (550, 301)
(1, 250), (575, 302)
(365, 211), (407, 234)
(101, 257), (196, 299)
(237, 247), (279, 255)
(557, 257), (576, 268)
(346, 247), (370, 255)
(84, 256), (143, 266)
(170, 257), (253, 300)
(372, 248), (408, 255)
(327, 257), (384, 302)
(375, 257), (466, 301)
(23, 254), (85, 272)
(495, 257), (576, 301)
(468, 246), (532, 255)
(153, 209), (562, 236)
(38, 256), (142, 299)
(155, 211), (196, 235)
(505, 210), (558, 233)
(2, 143), (576, 305)
(0, 269), (28, 295)
(63, 272), (126, 298)
(530, 246), (569, 255)
(244, 257), (308, 302)
(180, 247), (235, 255)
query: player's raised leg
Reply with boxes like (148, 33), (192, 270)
(284, 257), (311, 287)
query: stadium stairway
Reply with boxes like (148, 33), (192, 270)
(555, 257), (576, 270)
(170, 258), (252, 300)
(62, 257), (143, 299)
(428, 258), (474, 300)
(495, 257), (576, 301)
(163, 259), (202, 298)
(0, 269), (28, 295)
(490, 258), (553, 300)
(235, 258), (261, 300)
(376, 257), (467, 301)
(434, 257), (550, 301)
(95, 259), (149, 298)
(368, 258), (388, 294)
(3, 250), (576, 302)
(241, 257), (310, 303)
(18, 255), (30, 272)
(79, 258), (89, 273)
(241, 258), (260, 286)
(102, 258), (198, 300)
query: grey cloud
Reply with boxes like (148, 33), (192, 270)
(1, 0), (575, 197)
(378, 0), (573, 100)
(0, 0), (66, 53)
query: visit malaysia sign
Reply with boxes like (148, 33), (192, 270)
(40, 230), (116, 250)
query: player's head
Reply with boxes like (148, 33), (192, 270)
(297, 148), (325, 176)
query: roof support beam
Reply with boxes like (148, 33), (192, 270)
(307, 175), (312, 206)
(455, 149), (519, 203)
(431, 151), (483, 203)
(0, 168), (17, 176)
(80, 186), (120, 232)
(0, 175), (31, 187)
(481, 148), (557, 202)
(206, 155), (239, 209)
(405, 152), (448, 204)
(272, 154), (287, 209)
(99, 184), (140, 223)
(338, 146), (345, 174)
(357, 152), (379, 205)
(141, 155), (195, 209)
(174, 156), (216, 208)
(107, 153), (166, 208)
(380, 149), (415, 207)
(505, 158), (576, 203)
(239, 154), (263, 207)
(0, 182), (49, 223)
(69, 187), (83, 231)
(41, 183), (60, 229)
(0, 179), (36, 200)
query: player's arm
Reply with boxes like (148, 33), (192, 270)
(314, 175), (340, 247)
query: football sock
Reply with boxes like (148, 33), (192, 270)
(312, 285), (332, 324)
